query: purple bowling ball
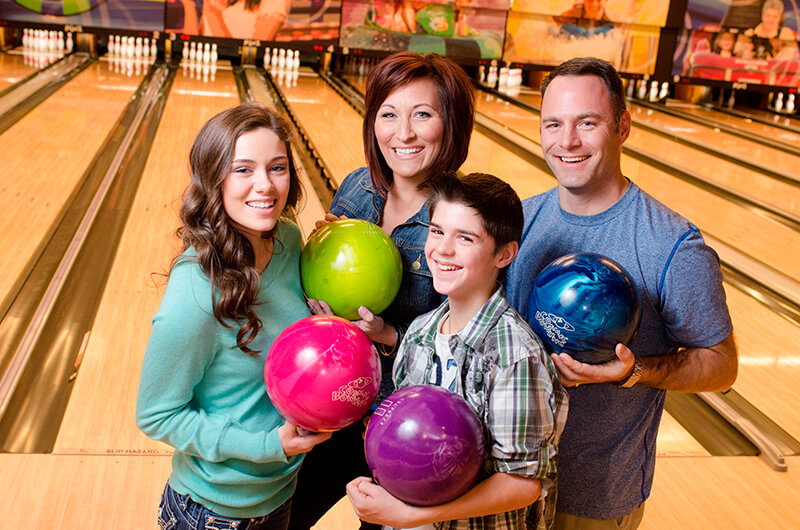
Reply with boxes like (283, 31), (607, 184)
(364, 385), (484, 506)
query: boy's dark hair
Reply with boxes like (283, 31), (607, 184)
(429, 172), (523, 253)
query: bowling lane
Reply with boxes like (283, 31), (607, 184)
(642, 456), (800, 529)
(731, 106), (800, 132)
(724, 285), (800, 442)
(54, 64), (240, 454)
(670, 104), (800, 149)
(0, 60), (145, 311)
(275, 69), (366, 186)
(504, 90), (800, 214)
(476, 91), (800, 284)
(0, 49), (41, 92)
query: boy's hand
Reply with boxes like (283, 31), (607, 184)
(346, 477), (422, 528)
(278, 421), (331, 456)
(551, 343), (635, 387)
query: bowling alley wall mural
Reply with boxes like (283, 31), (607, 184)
(338, 0), (509, 59)
(0, 0), (165, 31)
(165, 0), (342, 44)
(503, 0), (669, 74)
(673, 0), (800, 88)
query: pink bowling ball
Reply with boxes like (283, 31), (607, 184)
(264, 315), (381, 432)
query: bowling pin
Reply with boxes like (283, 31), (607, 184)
(293, 50), (300, 70)
(726, 90), (735, 109)
(786, 93), (796, 114)
(263, 47), (271, 69)
(143, 37), (150, 58)
(278, 48), (286, 69)
(211, 43), (218, 64)
(203, 42), (211, 63)
(775, 92), (784, 112)
(487, 60), (498, 88)
(637, 79), (647, 99)
(150, 39), (157, 59)
(658, 81), (669, 101)
(271, 48), (278, 68)
(648, 80), (659, 102)
(66, 32), (74, 53)
(182, 41), (189, 61)
(498, 66), (509, 89)
(189, 41), (197, 61)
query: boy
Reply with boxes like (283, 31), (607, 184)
(346, 172), (568, 530)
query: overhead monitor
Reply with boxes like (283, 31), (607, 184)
(674, 0), (799, 88)
(504, 11), (661, 74)
(165, 0), (341, 44)
(338, 0), (508, 60)
(0, 0), (164, 31)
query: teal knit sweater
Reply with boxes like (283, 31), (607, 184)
(136, 220), (311, 518)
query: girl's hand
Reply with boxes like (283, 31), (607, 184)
(278, 420), (331, 456)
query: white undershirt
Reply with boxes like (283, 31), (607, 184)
(430, 312), (459, 392)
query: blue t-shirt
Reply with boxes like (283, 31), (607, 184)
(505, 182), (732, 519)
(329, 167), (445, 399)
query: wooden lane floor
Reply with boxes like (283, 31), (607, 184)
(670, 104), (800, 148)
(0, 49), (42, 92)
(476, 91), (800, 284)
(476, 91), (800, 441)
(725, 285), (800, 442)
(0, 453), (171, 528)
(53, 64), (240, 456)
(625, 99), (800, 179)
(504, 90), (800, 215)
(0, 60), (144, 310)
(732, 106), (800, 132)
(641, 456), (800, 529)
(273, 70), (365, 186)
(307, 456), (800, 529)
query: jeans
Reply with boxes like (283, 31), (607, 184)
(158, 483), (292, 530)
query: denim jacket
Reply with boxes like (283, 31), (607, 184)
(329, 167), (445, 398)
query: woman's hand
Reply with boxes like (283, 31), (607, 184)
(306, 301), (396, 347)
(309, 213), (346, 237)
(278, 420), (331, 456)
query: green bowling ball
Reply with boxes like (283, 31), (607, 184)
(301, 219), (403, 321)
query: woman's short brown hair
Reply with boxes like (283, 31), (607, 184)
(363, 51), (474, 196)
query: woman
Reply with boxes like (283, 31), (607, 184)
(745, 0), (798, 59)
(136, 103), (330, 530)
(290, 51), (475, 530)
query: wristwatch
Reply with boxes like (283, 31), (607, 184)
(619, 357), (643, 388)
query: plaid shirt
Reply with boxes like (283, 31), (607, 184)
(393, 287), (569, 530)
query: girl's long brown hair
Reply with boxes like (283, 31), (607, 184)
(176, 103), (302, 355)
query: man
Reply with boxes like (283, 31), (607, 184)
(505, 57), (737, 529)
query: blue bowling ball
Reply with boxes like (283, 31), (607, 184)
(527, 253), (640, 364)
